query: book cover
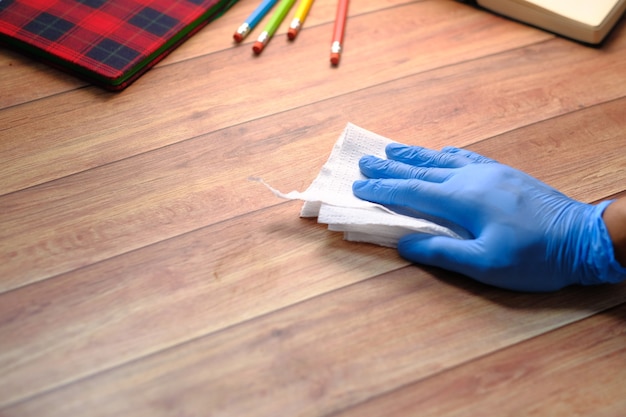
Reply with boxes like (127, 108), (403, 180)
(472, 0), (625, 44)
(0, 0), (238, 90)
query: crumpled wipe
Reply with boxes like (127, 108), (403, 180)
(254, 123), (469, 247)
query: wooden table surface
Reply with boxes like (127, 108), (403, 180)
(1, 0), (626, 415)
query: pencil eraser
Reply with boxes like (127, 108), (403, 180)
(233, 32), (243, 43)
(330, 53), (341, 66)
(287, 28), (298, 40)
(252, 41), (265, 54)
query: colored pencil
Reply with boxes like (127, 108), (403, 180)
(330, 0), (349, 65)
(252, 0), (296, 54)
(287, 0), (315, 40)
(233, 0), (279, 42)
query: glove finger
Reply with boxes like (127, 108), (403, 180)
(353, 178), (453, 220)
(386, 143), (473, 168)
(399, 234), (570, 292)
(398, 234), (488, 281)
(359, 155), (453, 182)
(440, 147), (497, 164)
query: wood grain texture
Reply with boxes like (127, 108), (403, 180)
(0, 49), (85, 109)
(1, 0), (625, 415)
(0, 0), (415, 109)
(0, 202), (407, 406)
(1, 101), (624, 406)
(1, 96), (624, 292)
(332, 303), (626, 417)
(0, 1), (552, 194)
(3, 268), (625, 416)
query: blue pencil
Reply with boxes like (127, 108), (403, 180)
(233, 0), (279, 42)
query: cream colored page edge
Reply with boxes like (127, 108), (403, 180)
(479, 0), (625, 28)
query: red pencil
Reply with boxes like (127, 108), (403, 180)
(330, 0), (349, 65)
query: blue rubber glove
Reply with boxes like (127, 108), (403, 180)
(352, 143), (626, 292)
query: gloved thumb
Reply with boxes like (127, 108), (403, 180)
(397, 233), (486, 279)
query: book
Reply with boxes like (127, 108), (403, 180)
(467, 0), (626, 44)
(0, 0), (238, 90)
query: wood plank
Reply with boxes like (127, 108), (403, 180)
(0, 0), (417, 109)
(332, 304), (626, 417)
(2, 2), (624, 416)
(0, 48), (85, 110)
(1, 99), (624, 406)
(0, 0), (552, 194)
(0, 202), (407, 404)
(1, 93), (624, 292)
(0, 201), (406, 407)
(156, 0), (420, 66)
(468, 98), (626, 200)
(0, 0), (626, 417)
(3, 266), (624, 416)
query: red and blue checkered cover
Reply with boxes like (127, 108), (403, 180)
(0, 0), (237, 90)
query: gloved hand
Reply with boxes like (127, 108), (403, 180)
(352, 143), (626, 292)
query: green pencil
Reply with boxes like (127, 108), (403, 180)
(252, 0), (297, 54)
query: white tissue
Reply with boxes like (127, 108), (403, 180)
(257, 123), (467, 247)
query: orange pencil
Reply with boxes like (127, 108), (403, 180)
(330, 0), (349, 65)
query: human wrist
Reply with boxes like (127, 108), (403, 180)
(603, 198), (626, 267)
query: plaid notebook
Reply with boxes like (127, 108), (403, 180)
(0, 0), (237, 90)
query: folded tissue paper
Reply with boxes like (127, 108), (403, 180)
(255, 123), (470, 247)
